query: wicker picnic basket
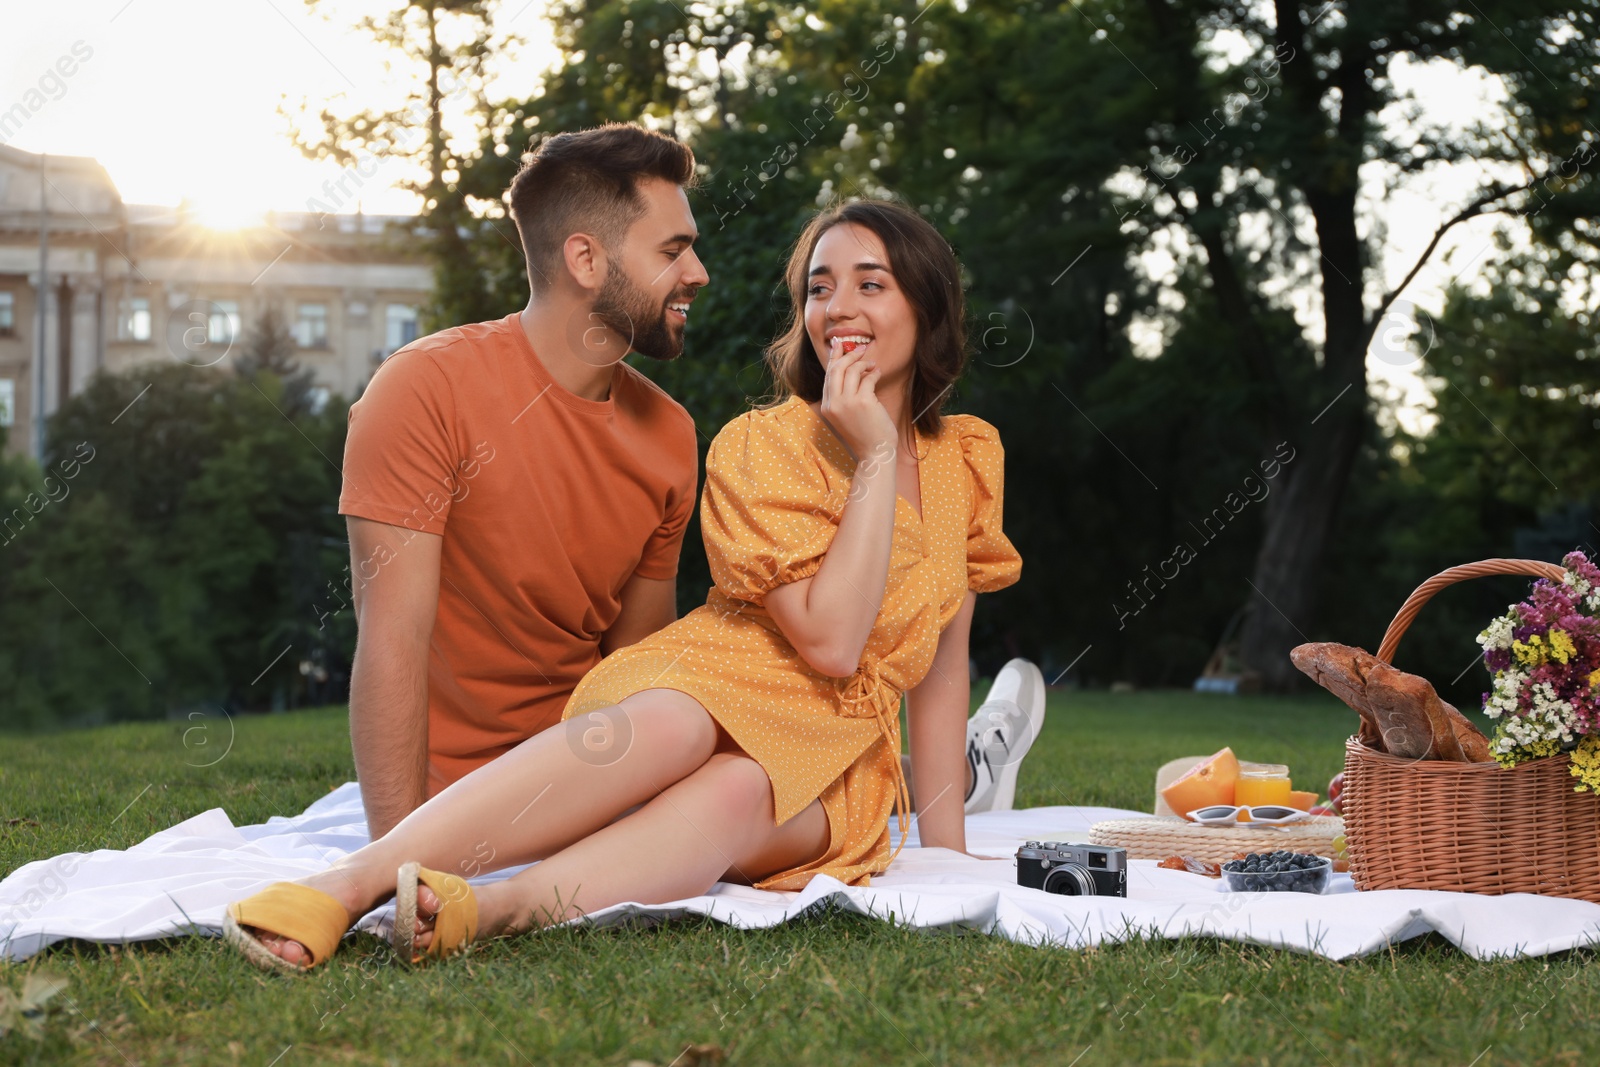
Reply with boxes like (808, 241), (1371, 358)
(1341, 558), (1600, 902)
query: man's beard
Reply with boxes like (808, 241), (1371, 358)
(591, 263), (681, 363)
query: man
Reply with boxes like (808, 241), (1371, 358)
(339, 122), (1043, 841)
(339, 123), (705, 837)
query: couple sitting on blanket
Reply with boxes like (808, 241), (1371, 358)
(225, 122), (1044, 973)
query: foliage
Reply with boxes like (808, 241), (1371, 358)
(231, 304), (319, 417)
(11, 2), (1600, 725)
(0, 350), (351, 730)
(422, 0), (1600, 687)
(286, 0), (519, 333)
(1333, 246), (1600, 708)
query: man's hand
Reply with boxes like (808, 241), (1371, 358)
(346, 516), (441, 840)
(601, 573), (678, 655)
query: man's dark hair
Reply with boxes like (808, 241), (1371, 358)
(507, 123), (696, 291)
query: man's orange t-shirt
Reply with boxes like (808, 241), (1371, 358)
(338, 311), (699, 796)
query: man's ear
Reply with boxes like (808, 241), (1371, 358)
(562, 232), (607, 293)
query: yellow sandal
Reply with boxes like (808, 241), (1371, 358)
(393, 862), (478, 965)
(223, 883), (350, 973)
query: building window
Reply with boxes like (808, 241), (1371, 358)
(119, 297), (152, 342)
(0, 292), (13, 335)
(208, 300), (240, 345)
(308, 386), (331, 415)
(0, 379), (12, 427)
(385, 304), (419, 353)
(295, 303), (328, 348)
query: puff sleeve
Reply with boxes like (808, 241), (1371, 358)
(957, 416), (1023, 593)
(700, 410), (841, 605)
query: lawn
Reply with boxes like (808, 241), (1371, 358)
(1, 689), (1595, 1066)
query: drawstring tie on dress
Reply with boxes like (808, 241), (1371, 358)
(836, 658), (911, 868)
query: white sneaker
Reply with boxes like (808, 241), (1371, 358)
(964, 658), (1047, 813)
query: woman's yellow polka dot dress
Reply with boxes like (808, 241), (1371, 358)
(563, 396), (1022, 890)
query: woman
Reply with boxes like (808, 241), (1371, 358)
(225, 199), (1021, 971)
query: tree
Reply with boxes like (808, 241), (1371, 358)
(1301, 244), (1600, 707)
(233, 306), (319, 417)
(1215, 2), (1586, 684)
(1419, 253), (1600, 511)
(0, 365), (353, 729)
(284, 0), (520, 331)
(326, 0), (1600, 684)
(875, 0), (1600, 685)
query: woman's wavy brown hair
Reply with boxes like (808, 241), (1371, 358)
(765, 200), (968, 437)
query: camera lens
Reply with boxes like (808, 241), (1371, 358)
(1043, 864), (1096, 896)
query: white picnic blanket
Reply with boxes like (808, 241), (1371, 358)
(3, 781), (1597, 961)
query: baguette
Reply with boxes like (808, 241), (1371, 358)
(1289, 641), (1492, 761)
(1365, 662), (1467, 761)
(1446, 704), (1494, 763)
(1288, 642), (1385, 748)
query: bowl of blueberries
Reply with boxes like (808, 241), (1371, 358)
(1220, 851), (1331, 894)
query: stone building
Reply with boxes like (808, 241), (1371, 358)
(0, 142), (433, 458)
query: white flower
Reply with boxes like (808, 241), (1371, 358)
(1477, 615), (1516, 652)
(1498, 707), (1564, 748)
(1482, 668), (1525, 719)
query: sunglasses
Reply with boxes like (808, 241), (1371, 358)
(1186, 805), (1310, 827)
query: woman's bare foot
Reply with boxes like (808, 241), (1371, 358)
(245, 867), (372, 968)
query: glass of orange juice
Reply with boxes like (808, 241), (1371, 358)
(1235, 764), (1292, 818)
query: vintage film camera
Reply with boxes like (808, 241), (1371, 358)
(1016, 840), (1128, 897)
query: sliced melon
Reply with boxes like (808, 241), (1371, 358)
(1161, 747), (1240, 820)
(1287, 790), (1318, 812)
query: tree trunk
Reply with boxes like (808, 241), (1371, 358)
(1238, 181), (1370, 688)
(1238, 404), (1364, 687)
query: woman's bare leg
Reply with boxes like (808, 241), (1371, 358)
(248, 690), (718, 964)
(407, 752), (832, 949)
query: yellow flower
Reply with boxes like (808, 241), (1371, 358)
(1570, 737), (1600, 794)
(1493, 730), (1562, 768)
(1548, 629), (1576, 665)
(1513, 636), (1546, 667)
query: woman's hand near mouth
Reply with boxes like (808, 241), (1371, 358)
(820, 339), (895, 461)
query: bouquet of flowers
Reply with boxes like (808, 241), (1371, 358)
(1476, 550), (1600, 791)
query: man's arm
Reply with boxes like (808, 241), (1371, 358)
(600, 573), (678, 656)
(904, 594), (977, 854)
(346, 516), (442, 840)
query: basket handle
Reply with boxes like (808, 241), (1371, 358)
(1375, 558), (1567, 664)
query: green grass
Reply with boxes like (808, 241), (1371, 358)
(1, 690), (1596, 1066)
